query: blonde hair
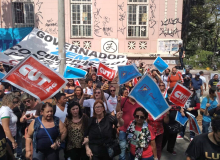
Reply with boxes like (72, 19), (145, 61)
(2, 93), (18, 107)
(21, 93), (34, 102)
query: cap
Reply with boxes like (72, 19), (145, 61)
(196, 73), (200, 76)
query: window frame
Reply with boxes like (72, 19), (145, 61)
(70, 0), (93, 38)
(127, 0), (149, 38)
(12, 2), (35, 28)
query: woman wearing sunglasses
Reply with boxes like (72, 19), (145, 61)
(79, 88), (114, 117)
(0, 93), (19, 151)
(127, 107), (158, 160)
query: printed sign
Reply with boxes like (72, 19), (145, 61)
(175, 111), (188, 126)
(3, 55), (67, 101)
(186, 112), (201, 134)
(169, 83), (192, 107)
(97, 63), (116, 81)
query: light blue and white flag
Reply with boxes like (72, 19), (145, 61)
(187, 112), (201, 134)
(175, 111), (188, 126)
(63, 66), (87, 79)
(118, 63), (142, 85)
(153, 57), (169, 73)
(129, 74), (170, 120)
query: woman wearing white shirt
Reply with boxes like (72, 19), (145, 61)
(0, 93), (19, 150)
(79, 88), (114, 117)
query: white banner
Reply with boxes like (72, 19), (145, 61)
(2, 28), (127, 70)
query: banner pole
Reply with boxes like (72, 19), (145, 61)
(58, 0), (66, 76)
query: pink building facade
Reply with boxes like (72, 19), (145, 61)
(1, 0), (183, 68)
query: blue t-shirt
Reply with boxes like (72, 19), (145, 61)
(191, 78), (202, 90)
(201, 97), (218, 122)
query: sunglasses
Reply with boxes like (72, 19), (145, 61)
(13, 101), (19, 104)
(134, 115), (145, 120)
(23, 99), (31, 104)
(95, 92), (101, 94)
(110, 90), (115, 92)
(159, 85), (165, 86)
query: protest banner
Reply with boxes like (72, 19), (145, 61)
(2, 28), (127, 70)
(186, 112), (201, 134)
(169, 83), (192, 107)
(97, 63), (116, 81)
(118, 63), (142, 85)
(63, 66), (87, 79)
(129, 74), (170, 120)
(175, 111), (188, 126)
(153, 57), (169, 73)
(3, 55), (67, 101)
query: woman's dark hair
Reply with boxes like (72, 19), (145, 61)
(67, 101), (82, 119)
(54, 92), (66, 101)
(209, 86), (216, 95)
(74, 86), (83, 96)
(67, 79), (75, 87)
(41, 102), (53, 111)
(86, 79), (93, 84)
(133, 107), (148, 119)
(188, 86), (196, 97)
(122, 88), (128, 96)
(211, 115), (220, 133)
(167, 88), (173, 94)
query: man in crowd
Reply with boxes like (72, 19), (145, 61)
(138, 63), (144, 75)
(0, 85), (5, 107)
(209, 74), (219, 88)
(191, 73), (203, 98)
(173, 43), (185, 69)
(182, 69), (192, 88)
(199, 71), (207, 92)
(167, 67), (182, 88)
(161, 68), (170, 88)
(0, 62), (7, 74)
(185, 115), (220, 160)
(116, 96), (141, 160)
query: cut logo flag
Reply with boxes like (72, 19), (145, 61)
(153, 57), (169, 73)
(129, 74), (170, 120)
(175, 111), (188, 126)
(169, 83), (192, 107)
(97, 63), (116, 81)
(3, 55), (67, 101)
(186, 112), (201, 134)
(118, 63), (142, 85)
(63, 66), (87, 79)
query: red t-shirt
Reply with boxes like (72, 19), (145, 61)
(130, 124), (155, 158)
(167, 74), (181, 88)
(119, 98), (141, 132)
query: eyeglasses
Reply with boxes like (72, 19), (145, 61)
(94, 106), (102, 109)
(110, 90), (115, 92)
(159, 85), (165, 86)
(134, 115), (145, 120)
(13, 101), (19, 104)
(23, 99), (31, 104)
(95, 92), (101, 94)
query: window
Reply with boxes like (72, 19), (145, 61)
(71, 0), (92, 38)
(127, 0), (148, 38)
(13, 2), (35, 28)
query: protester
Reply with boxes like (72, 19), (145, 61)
(182, 69), (192, 88)
(0, 93), (18, 151)
(107, 86), (118, 113)
(0, 84), (5, 107)
(84, 100), (124, 160)
(178, 86), (200, 141)
(200, 87), (218, 133)
(121, 88), (129, 98)
(199, 71), (207, 92)
(191, 73), (203, 98)
(71, 86), (83, 103)
(25, 102), (67, 160)
(116, 96), (141, 160)
(126, 107), (157, 160)
(0, 62), (7, 74)
(208, 74), (219, 88)
(173, 43), (185, 69)
(185, 115), (220, 160)
(161, 69), (170, 88)
(151, 69), (161, 84)
(63, 79), (75, 100)
(91, 73), (100, 86)
(162, 88), (186, 155)
(79, 88), (114, 117)
(2, 82), (12, 94)
(167, 67), (182, 88)
(83, 79), (94, 97)
(159, 82), (166, 96)
(64, 101), (89, 160)
(97, 77), (110, 94)
(138, 63), (145, 75)
(119, 81), (133, 96)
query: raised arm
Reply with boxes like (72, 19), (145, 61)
(25, 120), (35, 160)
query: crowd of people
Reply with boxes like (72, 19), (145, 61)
(0, 61), (220, 160)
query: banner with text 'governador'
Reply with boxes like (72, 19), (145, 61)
(2, 28), (127, 70)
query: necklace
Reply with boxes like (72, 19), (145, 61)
(213, 133), (220, 146)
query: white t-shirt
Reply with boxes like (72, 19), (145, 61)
(83, 99), (114, 117)
(54, 104), (68, 123)
(161, 75), (169, 88)
(200, 75), (206, 88)
(83, 87), (93, 95)
(0, 106), (17, 137)
(107, 95), (117, 113)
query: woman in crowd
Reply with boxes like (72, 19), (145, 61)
(84, 100), (124, 160)
(25, 102), (66, 160)
(64, 79), (75, 100)
(162, 88), (186, 155)
(64, 101), (89, 160)
(107, 86), (117, 113)
(121, 89), (129, 98)
(148, 84), (169, 160)
(178, 86), (200, 141)
(71, 86), (83, 103)
(159, 82), (167, 97)
(98, 77), (110, 94)
(119, 81), (133, 96)
(79, 88), (114, 117)
(127, 107), (158, 160)
(0, 93), (19, 150)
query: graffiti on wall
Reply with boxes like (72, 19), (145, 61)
(161, 18), (182, 26)
(35, 0), (43, 27)
(103, 17), (113, 36)
(149, 0), (156, 35)
(118, 2), (126, 35)
(45, 19), (58, 34)
(159, 28), (181, 38)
